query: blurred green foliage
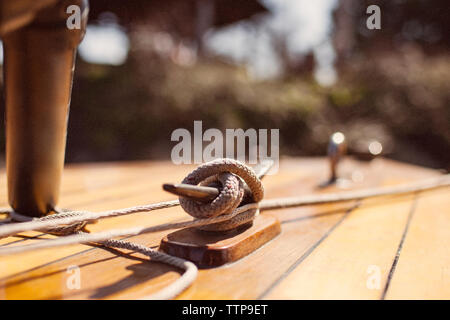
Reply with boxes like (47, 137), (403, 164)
(64, 44), (449, 170)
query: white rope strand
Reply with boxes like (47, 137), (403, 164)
(0, 173), (448, 240)
(260, 173), (450, 210)
(96, 236), (198, 300)
(0, 203), (258, 256)
(0, 173), (449, 256)
(0, 200), (179, 239)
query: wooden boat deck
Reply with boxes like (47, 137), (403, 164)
(0, 157), (448, 299)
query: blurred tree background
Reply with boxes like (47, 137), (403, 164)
(0, 0), (449, 170)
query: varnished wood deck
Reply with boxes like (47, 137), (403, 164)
(0, 157), (448, 299)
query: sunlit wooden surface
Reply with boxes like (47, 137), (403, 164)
(0, 157), (448, 299)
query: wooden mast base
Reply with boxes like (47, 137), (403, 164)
(159, 214), (281, 267)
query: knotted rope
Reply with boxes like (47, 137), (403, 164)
(179, 158), (263, 231)
(0, 168), (448, 249)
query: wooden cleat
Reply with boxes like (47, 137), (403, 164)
(160, 214), (281, 267)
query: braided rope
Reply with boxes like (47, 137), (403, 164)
(93, 235), (197, 300)
(1, 171), (449, 240)
(9, 210), (87, 236)
(0, 202), (259, 255)
(0, 173), (448, 246)
(0, 200), (179, 239)
(179, 158), (263, 231)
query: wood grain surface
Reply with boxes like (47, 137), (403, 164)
(0, 157), (448, 299)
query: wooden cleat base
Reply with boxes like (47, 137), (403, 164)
(159, 214), (281, 267)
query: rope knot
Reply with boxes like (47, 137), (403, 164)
(179, 159), (264, 231)
(9, 210), (87, 236)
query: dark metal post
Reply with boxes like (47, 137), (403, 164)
(2, 0), (88, 217)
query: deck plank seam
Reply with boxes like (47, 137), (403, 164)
(256, 201), (361, 299)
(380, 194), (419, 300)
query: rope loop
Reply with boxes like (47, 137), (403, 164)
(179, 158), (264, 231)
(9, 210), (87, 236)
